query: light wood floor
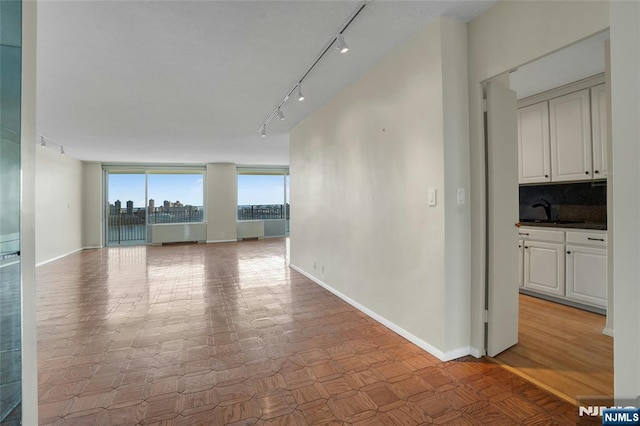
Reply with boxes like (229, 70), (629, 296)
(494, 294), (613, 404)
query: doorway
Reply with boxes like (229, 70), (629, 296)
(483, 31), (614, 402)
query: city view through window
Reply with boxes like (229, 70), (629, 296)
(237, 173), (289, 223)
(106, 170), (290, 245)
(107, 172), (204, 244)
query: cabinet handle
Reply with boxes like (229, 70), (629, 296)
(594, 170), (600, 174)
(587, 237), (605, 241)
(567, 251), (571, 254)
(544, 174), (549, 178)
(519, 233), (530, 236)
(585, 171), (590, 175)
(524, 246), (529, 249)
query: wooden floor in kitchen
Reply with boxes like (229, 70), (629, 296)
(494, 294), (613, 404)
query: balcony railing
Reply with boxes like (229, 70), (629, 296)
(107, 206), (204, 244)
(237, 204), (289, 221)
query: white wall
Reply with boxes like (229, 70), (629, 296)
(610, 0), (640, 401)
(206, 163), (237, 242)
(35, 146), (83, 264)
(21, 1), (38, 423)
(466, 0), (609, 354)
(82, 162), (102, 248)
(290, 18), (470, 360)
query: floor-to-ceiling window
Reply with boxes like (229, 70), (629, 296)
(104, 167), (205, 246)
(237, 167), (289, 237)
(0, 0), (22, 422)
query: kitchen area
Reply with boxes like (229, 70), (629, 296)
(494, 30), (613, 402)
(515, 70), (609, 315)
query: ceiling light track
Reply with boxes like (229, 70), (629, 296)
(38, 135), (68, 156)
(259, 1), (367, 137)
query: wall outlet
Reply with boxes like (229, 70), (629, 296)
(221, 231), (226, 238)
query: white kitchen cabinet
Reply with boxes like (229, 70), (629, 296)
(591, 84), (608, 178)
(523, 240), (565, 297)
(549, 89), (593, 182)
(565, 245), (607, 308)
(517, 102), (550, 183)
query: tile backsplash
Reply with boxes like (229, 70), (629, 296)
(519, 181), (607, 224)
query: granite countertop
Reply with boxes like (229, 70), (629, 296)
(517, 221), (607, 230)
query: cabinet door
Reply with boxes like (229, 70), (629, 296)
(566, 245), (607, 308)
(523, 241), (565, 296)
(517, 102), (551, 183)
(591, 84), (608, 178)
(549, 89), (593, 182)
(518, 241), (524, 288)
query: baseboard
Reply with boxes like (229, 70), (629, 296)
(36, 247), (83, 267)
(289, 263), (470, 362)
(206, 239), (237, 244)
(83, 245), (102, 250)
(469, 346), (484, 358)
(602, 327), (614, 337)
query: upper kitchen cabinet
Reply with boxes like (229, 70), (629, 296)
(518, 102), (551, 183)
(549, 89), (593, 182)
(516, 75), (608, 184)
(591, 84), (608, 178)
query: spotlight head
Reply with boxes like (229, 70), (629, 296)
(277, 109), (285, 120)
(336, 34), (349, 54)
(297, 85), (305, 102)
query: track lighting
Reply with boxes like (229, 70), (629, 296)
(40, 136), (46, 148)
(60, 146), (65, 155)
(258, 2), (365, 139)
(336, 34), (349, 54)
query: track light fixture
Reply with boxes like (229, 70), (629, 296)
(37, 135), (71, 156)
(336, 34), (349, 53)
(258, 2), (366, 138)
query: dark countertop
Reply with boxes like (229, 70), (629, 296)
(517, 221), (607, 231)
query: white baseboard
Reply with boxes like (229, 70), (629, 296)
(602, 327), (614, 337)
(83, 245), (102, 250)
(206, 239), (237, 244)
(289, 263), (471, 362)
(36, 247), (84, 267)
(469, 346), (484, 358)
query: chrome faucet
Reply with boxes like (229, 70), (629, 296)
(531, 199), (552, 221)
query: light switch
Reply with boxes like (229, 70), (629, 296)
(457, 188), (465, 205)
(428, 188), (437, 206)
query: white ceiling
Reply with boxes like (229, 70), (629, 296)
(509, 30), (610, 100)
(36, 0), (495, 165)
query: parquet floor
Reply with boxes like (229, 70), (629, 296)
(35, 239), (589, 425)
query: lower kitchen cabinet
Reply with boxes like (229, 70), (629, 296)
(523, 241), (565, 297)
(565, 244), (607, 308)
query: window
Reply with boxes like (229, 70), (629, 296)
(104, 166), (205, 245)
(147, 173), (204, 224)
(237, 168), (289, 236)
